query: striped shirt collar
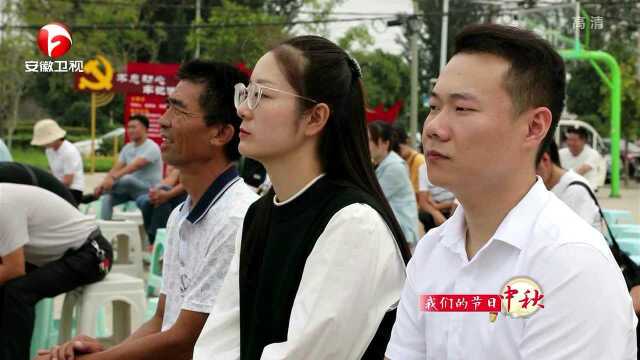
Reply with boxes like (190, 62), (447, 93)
(181, 165), (241, 224)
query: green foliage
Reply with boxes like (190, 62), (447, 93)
(564, 1), (640, 140)
(6, 0), (407, 142)
(354, 49), (409, 108)
(15, 0), (157, 135)
(187, 0), (288, 66)
(12, 147), (114, 172)
(295, 0), (345, 37)
(338, 25), (374, 52)
(336, 25), (409, 118)
(11, 148), (50, 169)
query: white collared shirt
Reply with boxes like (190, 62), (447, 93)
(551, 170), (601, 229)
(193, 175), (406, 359)
(160, 175), (258, 331)
(387, 178), (637, 360)
(559, 145), (603, 190)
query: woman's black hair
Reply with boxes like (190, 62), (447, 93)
(271, 35), (412, 263)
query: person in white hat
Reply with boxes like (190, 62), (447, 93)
(31, 119), (85, 204)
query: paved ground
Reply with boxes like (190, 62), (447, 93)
(597, 181), (640, 223)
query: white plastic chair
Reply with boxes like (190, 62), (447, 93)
(59, 273), (146, 345)
(97, 220), (144, 279)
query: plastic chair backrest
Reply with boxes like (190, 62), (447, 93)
(147, 228), (166, 296)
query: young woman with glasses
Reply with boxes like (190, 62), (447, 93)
(193, 35), (411, 359)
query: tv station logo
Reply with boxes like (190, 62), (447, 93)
(25, 22), (84, 73)
(419, 276), (545, 323)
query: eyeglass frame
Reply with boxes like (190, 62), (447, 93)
(234, 82), (318, 110)
(164, 98), (206, 120)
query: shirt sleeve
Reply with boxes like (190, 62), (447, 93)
(118, 144), (128, 163)
(385, 255), (426, 360)
(584, 148), (602, 169)
(0, 194), (28, 257)
(193, 222), (243, 360)
(0, 140), (11, 161)
(182, 215), (242, 314)
(138, 141), (161, 164)
(561, 186), (601, 229)
(259, 203), (406, 360)
(520, 243), (637, 359)
(379, 162), (412, 199)
(418, 164), (428, 192)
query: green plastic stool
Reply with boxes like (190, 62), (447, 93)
(611, 224), (640, 239)
(603, 209), (635, 225)
(147, 228), (166, 297)
(145, 297), (159, 321)
(145, 228), (166, 321)
(83, 199), (102, 219)
(121, 201), (138, 212)
(30, 298), (54, 358)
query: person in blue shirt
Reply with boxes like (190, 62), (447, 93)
(368, 120), (419, 246)
(0, 138), (12, 162)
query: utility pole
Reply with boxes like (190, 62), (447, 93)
(409, 12), (419, 147)
(195, 0), (201, 59)
(387, 9), (421, 148)
(439, 0), (450, 71)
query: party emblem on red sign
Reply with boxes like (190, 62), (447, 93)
(37, 22), (72, 59)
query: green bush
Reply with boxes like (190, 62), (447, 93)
(98, 135), (125, 156)
(11, 148), (114, 172)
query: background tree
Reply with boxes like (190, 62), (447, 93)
(0, 0), (37, 146)
(186, 0), (288, 66)
(565, 0), (640, 140)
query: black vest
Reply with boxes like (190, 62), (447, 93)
(239, 177), (397, 359)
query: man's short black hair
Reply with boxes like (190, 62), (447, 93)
(566, 126), (588, 141)
(453, 23), (566, 165)
(177, 60), (249, 161)
(129, 114), (149, 129)
(537, 139), (561, 167)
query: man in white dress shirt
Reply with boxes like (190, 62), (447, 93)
(559, 126), (604, 191)
(386, 24), (637, 360)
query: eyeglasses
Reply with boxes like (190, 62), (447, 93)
(164, 100), (204, 121)
(234, 82), (318, 110)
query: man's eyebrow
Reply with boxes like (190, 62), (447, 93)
(450, 92), (480, 102)
(166, 97), (187, 108)
(431, 91), (480, 102)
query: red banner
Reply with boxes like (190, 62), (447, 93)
(366, 100), (404, 124)
(123, 63), (180, 145)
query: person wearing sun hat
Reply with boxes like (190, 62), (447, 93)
(31, 119), (85, 204)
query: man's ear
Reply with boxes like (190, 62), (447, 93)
(303, 103), (331, 137)
(525, 107), (552, 152)
(210, 124), (235, 147)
